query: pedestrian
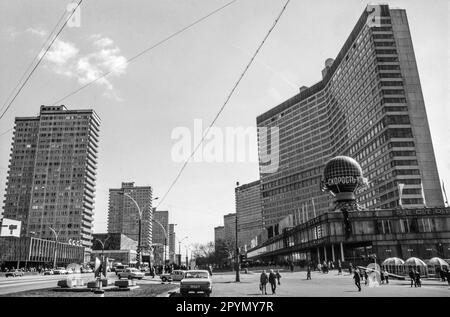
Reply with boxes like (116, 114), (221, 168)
(415, 270), (421, 287)
(260, 270), (268, 295)
(353, 270), (361, 292)
(408, 269), (415, 287)
(445, 269), (450, 286)
(290, 262), (294, 272)
(439, 268), (446, 282)
(275, 270), (281, 285)
(380, 269), (385, 284)
(306, 266), (311, 280)
(364, 270), (368, 285)
(317, 263), (322, 272)
(268, 269), (277, 294)
(208, 265), (213, 276)
(349, 263), (353, 274)
(384, 270), (389, 284)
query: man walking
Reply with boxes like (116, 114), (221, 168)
(353, 270), (361, 292)
(275, 270), (281, 285)
(268, 269), (277, 294)
(408, 269), (415, 287)
(306, 266), (311, 280)
(415, 270), (421, 287)
(260, 270), (268, 295)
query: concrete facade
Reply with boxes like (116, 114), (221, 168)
(107, 182), (153, 250)
(2, 105), (100, 261)
(235, 180), (263, 251)
(256, 5), (445, 238)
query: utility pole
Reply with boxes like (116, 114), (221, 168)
(235, 181), (240, 282)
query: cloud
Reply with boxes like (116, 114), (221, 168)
(44, 40), (79, 65)
(26, 27), (47, 37)
(42, 35), (128, 101)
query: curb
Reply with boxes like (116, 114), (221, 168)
(157, 287), (179, 297)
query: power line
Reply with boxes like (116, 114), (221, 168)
(156, 0), (291, 209)
(0, 6), (70, 115)
(50, 0), (238, 106)
(0, 0), (83, 121)
(0, 0), (237, 136)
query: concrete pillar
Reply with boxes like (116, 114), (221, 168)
(317, 247), (320, 263)
(331, 244), (336, 262)
(340, 242), (345, 262)
(324, 246), (327, 262)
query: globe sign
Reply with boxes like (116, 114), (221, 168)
(323, 156), (363, 195)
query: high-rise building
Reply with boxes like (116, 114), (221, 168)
(168, 223), (176, 263)
(2, 105), (100, 260)
(223, 213), (236, 248)
(235, 180), (263, 250)
(256, 4), (444, 237)
(214, 226), (224, 244)
(152, 209), (169, 264)
(107, 182), (152, 250)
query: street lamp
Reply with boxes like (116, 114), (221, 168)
(49, 227), (60, 269)
(152, 218), (171, 267)
(235, 181), (240, 282)
(95, 236), (111, 261)
(120, 193), (158, 269)
(178, 236), (188, 267)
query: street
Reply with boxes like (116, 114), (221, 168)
(0, 272), (170, 296)
(199, 270), (450, 297)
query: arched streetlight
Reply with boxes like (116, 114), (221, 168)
(119, 193), (158, 268)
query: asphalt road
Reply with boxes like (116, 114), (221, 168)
(0, 272), (168, 296)
(205, 270), (450, 297)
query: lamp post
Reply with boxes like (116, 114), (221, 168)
(178, 236), (188, 267)
(235, 181), (240, 282)
(49, 227), (60, 269)
(120, 193), (158, 269)
(95, 236), (111, 263)
(152, 218), (170, 267)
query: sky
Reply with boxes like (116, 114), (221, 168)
(0, 0), (449, 248)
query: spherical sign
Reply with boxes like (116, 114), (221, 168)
(323, 156), (363, 195)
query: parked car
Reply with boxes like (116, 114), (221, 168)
(160, 270), (186, 282)
(43, 269), (54, 275)
(53, 267), (68, 275)
(180, 270), (212, 296)
(5, 269), (24, 277)
(114, 265), (129, 275)
(117, 268), (145, 280)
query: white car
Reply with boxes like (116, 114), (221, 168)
(180, 270), (212, 296)
(53, 267), (68, 275)
(160, 270), (186, 282)
(117, 268), (145, 280)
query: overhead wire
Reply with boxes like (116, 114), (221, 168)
(155, 0), (291, 209)
(0, 0), (83, 121)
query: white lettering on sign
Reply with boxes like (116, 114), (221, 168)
(326, 176), (357, 186)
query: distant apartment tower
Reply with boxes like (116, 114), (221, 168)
(214, 226), (224, 244)
(107, 182), (152, 249)
(2, 105), (100, 259)
(235, 180), (263, 250)
(256, 5), (444, 237)
(223, 213), (236, 248)
(152, 209), (169, 264)
(168, 223), (176, 263)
